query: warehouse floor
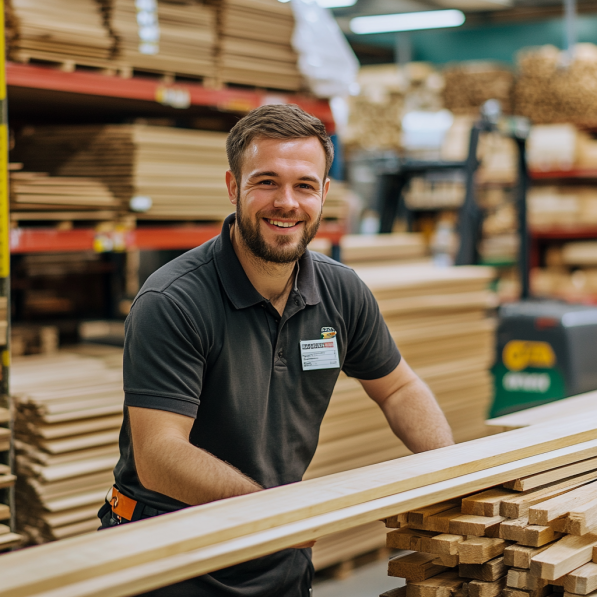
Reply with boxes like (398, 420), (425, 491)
(313, 559), (404, 597)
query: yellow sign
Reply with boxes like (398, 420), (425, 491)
(503, 340), (556, 371)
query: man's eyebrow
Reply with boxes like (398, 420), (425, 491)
(249, 171), (279, 178)
(298, 176), (320, 184)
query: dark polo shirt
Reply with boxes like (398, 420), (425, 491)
(114, 213), (401, 512)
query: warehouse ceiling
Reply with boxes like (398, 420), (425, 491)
(332, 0), (597, 64)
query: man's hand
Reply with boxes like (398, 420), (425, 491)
(359, 359), (454, 452)
(129, 406), (262, 506)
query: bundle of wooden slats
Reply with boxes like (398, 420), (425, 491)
(321, 179), (349, 221)
(106, 0), (216, 78)
(382, 455), (597, 597)
(514, 44), (597, 127)
(12, 125), (231, 220)
(307, 264), (496, 569)
(5, 0), (113, 68)
(9, 171), (119, 220)
(1, 413), (596, 595)
(442, 62), (514, 115)
(341, 233), (428, 266)
(12, 347), (123, 544)
(218, 0), (301, 91)
(0, 404), (21, 551)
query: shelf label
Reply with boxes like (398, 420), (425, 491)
(155, 87), (190, 109)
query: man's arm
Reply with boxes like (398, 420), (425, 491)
(129, 406), (262, 505)
(359, 358), (454, 452)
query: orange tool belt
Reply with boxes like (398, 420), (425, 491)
(109, 486), (137, 522)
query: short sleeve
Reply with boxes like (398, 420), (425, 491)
(124, 291), (206, 418)
(342, 279), (401, 380)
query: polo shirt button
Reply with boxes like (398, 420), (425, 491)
(294, 299), (300, 306)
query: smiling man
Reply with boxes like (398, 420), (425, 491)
(99, 104), (454, 596)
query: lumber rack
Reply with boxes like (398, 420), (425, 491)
(0, 413), (596, 596)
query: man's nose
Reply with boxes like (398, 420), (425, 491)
(273, 185), (300, 210)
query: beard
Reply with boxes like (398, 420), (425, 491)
(236, 194), (322, 264)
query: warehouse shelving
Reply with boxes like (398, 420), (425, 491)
(6, 62), (335, 131)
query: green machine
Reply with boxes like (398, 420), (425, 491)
(490, 302), (597, 418)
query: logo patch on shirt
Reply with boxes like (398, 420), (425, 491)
(321, 326), (337, 339)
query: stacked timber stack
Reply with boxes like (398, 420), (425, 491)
(515, 44), (597, 126)
(321, 179), (349, 221)
(5, 0), (112, 68)
(9, 170), (119, 221)
(107, 0), (216, 79)
(341, 233), (428, 267)
(12, 125), (231, 221)
(442, 62), (514, 115)
(218, 0), (301, 91)
(12, 347), (123, 544)
(0, 402), (21, 551)
(344, 63), (443, 152)
(381, 456), (597, 597)
(308, 264), (496, 570)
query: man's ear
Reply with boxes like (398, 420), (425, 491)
(226, 171), (238, 205)
(322, 178), (331, 206)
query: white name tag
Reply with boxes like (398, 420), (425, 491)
(300, 337), (340, 371)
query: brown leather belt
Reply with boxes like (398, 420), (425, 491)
(109, 486), (137, 522)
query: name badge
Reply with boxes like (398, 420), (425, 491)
(300, 337), (340, 371)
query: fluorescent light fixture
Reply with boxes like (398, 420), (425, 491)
(278, 0), (357, 5)
(317, 0), (357, 7)
(350, 9), (465, 34)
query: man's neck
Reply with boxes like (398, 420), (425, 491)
(230, 223), (297, 316)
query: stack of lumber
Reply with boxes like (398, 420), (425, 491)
(486, 390), (597, 434)
(12, 125), (231, 220)
(321, 179), (349, 221)
(1, 413), (597, 595)
(382, 456), (597, 597)
(0, 393), (20, 551)
(107, 0), (216, 78)
(5, 0), (113, 68)
(405, 176), (466, 210)
(10, 171), (119, 220)
(12, 346), (123, 544)
(340, 233), (428, 266)
(307, 264), (496, 568)
(515, 44), (597, 127)
(442, 62), (514, 115)
(527, 187), (597, 228)
(218, 0), (301, 91)
(344, 63), (443, 151)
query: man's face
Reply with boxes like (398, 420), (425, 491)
(226, 137), (329, 264)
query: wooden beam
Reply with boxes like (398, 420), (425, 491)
(1, 418), (597, 597)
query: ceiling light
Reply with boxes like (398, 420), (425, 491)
(350, 9), (465, 34)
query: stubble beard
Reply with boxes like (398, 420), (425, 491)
(235, 193), (322, 264)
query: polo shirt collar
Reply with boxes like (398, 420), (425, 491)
(213, 213), (321, 309)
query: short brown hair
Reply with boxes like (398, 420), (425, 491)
(226, 104), (334, 185)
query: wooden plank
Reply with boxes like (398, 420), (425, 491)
(449, 515), (505, 537)
(520, 525), (563, 547)
(568, 497), (597, 536)
(501, 472), (597, 519)
(458, 538), (506, 564)
(429, 535), (467, 556)
(563, 562), (597, 594)
(529, 484), (597, 526)
(406, 571), (464, 597)
(409, 501), (461, 526)
(465, 577), (507, 597)
(423, 508), (464, 533)
(504, 544), (557, 569)
(501, 517), (530, 542)
(388, 552), (448, 581)
(462, 489), (515, 516)
(2, 424), (597, 597)
(381, 587), (408, 597)
(387, 528), (437, 551)
(530, 534), (597, 580)
(459, 557), (507, 581)
(505, 458), (597, 492)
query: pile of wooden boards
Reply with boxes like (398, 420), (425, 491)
(9, 170), (119, 221)
(0, 401), (20, 551)
(5, 0), (113, 68)
(12, 124), (232, 221)
(306, 264), (496, 569)
(442, 62), (514, 115)
(12, 346), (123, 544)
(382, 456), (597, 597)
(107, 0), (216, 78)
(218, 0), (301, 91)
(515, 44), (597, 127)
(1, 413), (597, 596)
(341, 233), (428, 266)
(345, 63), (443, 151)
